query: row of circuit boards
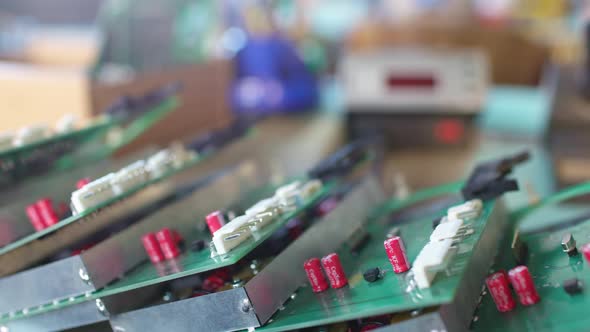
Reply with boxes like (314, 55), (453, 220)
(1, 105), (590, 332)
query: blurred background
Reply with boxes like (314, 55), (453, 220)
(1, 0), (589, 195)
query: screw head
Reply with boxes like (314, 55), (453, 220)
(241, 299), (252, 313)
(79, 268), (90, 282)
(95, 299), (108, 316)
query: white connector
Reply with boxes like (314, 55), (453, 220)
(146, 149), (175, 178)
(0, 132), (13, 151)
(430, 219), (463, 242)
(212, 215), (254, 254)
(71, 173), (116, 214)
(300, 179), (323, 199)
(168, 142), (196, 168)
(245, 197), (279, 217)
(275, 181), (302, 207)
(412, 239), (457, 289)
(110, 160), (148, 195)
(13, 125), (49, 146)
(447, 199), (483, 221)
(55, 114), (77, 133)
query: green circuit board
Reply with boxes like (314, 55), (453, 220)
(0, 180), (335, 323)
(0, 96), (177, 188)
(474, 210), (590, 332)
(255, 183), (500, 332)
(0, 151), (206, 256)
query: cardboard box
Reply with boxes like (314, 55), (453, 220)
(0, 59), (233, 154)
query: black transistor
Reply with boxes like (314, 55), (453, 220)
(462, 151), (530, 201)
(563, 278), (583, 295)
(363, 267), (384, 283)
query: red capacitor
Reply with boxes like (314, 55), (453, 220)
(486, 271), (516, 312)
(508, 266), (540, 306)
(384, 236), (410, 273)
(172, 230), (184, 246)
(156, 228), (180, 259)
(76, 178), (91, 190)
(304, 258), (329, 293)
(26, 204), (46, 231)
(141, 233), (165, 263)
(37, 198), (59, 226)
(582, 243), (590, 266)
(206, 211), (225, 235)
(321, 253), (348, 289)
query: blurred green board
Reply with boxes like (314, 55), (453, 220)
(0, 96), (178, 185)
(0, 180), (334, 323)
(0, 151), (206, 256)
(256, 184), (498, 332)
(474, 209), (590, 332)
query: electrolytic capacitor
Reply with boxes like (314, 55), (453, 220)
(581, 243), (590, 266)
(508, 265), (540, 306)
(141, 233), (165, 264)
(304, 258), (329, 293)
(37, 198), (59, 226)
(384, 236), (410, 273)
(156, 228), (180, 260)
(26, 204), (46, 231)
(321, 253), (348, 289)
(485, 271), (516, 312)
(206, 211), (226, 235)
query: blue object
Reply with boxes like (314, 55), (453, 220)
(232, 33), (319, 114)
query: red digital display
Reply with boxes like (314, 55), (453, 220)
(386, 75), (437, 89)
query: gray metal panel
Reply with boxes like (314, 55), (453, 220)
(1, 300), (106, 332)
(438, 200), (508, 332)
(0, 256), (94, 316)
(82, 160), (266, 289)
(109, 288), (259, 332)
(245, 175), (385, 324)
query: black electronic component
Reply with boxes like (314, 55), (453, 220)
(363, 267), (384, 283)
(308, 138), (380, 180)
(563, 278), (583, 295)
(462, 151), (530, 201)
(190, 239), (206, 252)
(561, 233), (578, 257)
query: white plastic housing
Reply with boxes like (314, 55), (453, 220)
(146, 150), (175, 178)
(245, 197), (278, 217)
(0, 132), (13, 151)
(430, 219), (463, 242)
(275, 181), (302, 207)
(71, 173), (116, 214)
(447, 199), (483, 221)
(412, 239), (456, 289)
(300, 179), (323, 199)
(212, 215), (253, 255)
(13, 125), (49, 146)
(110, 160), (148, 195)
(55, 114), (77, 133)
